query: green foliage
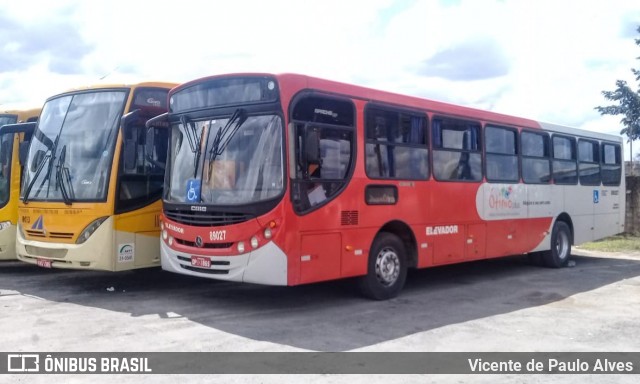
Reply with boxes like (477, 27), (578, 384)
(595, 26), (640, 141)
(580, 235), (640, 252)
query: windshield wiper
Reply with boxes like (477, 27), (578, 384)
(23, 131), (60, 204)
(22, 153), (50, 204)
(208, 108), (247, 163)
(180, 115), (199, 153)
(55, 145), (74, 205)
(180, 115), (205, 178)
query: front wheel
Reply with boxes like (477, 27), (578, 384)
(358, 233), (408, 300)
(542, 221), (572, 268)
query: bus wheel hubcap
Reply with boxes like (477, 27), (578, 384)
(556, 231), (569, 260)
(375, 247), (400, 286)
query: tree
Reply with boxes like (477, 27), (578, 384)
(596, 25), (640, 174)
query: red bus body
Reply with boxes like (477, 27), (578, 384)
(159, 73), (625, 298)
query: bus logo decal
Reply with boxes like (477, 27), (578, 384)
(489, 186), (520, 210)
(195, 236), (203, 248)
(117, 244), (135, 263)
(426, 225), (459, 236)
(31, 215), (44, 231)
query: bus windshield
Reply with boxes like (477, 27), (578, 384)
(22, 91), (126, 202)
(167, 113), (283, 205)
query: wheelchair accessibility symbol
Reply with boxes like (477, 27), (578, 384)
(186, 179), (201, 203)
(593, 190), (599, 204)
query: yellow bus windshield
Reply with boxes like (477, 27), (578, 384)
(22, 91), (127, 203)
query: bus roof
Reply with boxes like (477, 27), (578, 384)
(0, 108), (41, 122)
(172, 72), (621, 143)
(49, 81), (178, 100)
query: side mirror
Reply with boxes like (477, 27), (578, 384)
(305, 128), (321, 165)
(145, 127), (155, 157)
(145, 126), (169, 171)
(145, 112), (169, 129)
(123, 138), (137, 172)
(19, 141), (30, 166)
(121, 109), (140, 129)
(31, 150), (45, 173)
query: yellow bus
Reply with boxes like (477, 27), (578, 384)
(16, 82), (176, 270)
(0, 108), (41, 259)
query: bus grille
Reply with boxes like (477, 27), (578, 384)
(164, 211), (252, 227)
(175, 238), (233, 249)
(180, 264), (229, 275)
(25, 230), (74, 239)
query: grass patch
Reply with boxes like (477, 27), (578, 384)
(579, 234), (640, 252)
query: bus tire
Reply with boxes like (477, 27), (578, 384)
(358, 232), (408, 300)
(542, 221), (572, 268)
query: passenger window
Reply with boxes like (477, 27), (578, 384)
(578, 139), (600, 186)
(365, 106), (428, 180)
(601, 143), (621, 186)
(521, 131), (550, 184)
(552, 135), (577, 185)
(485, 125), (518, 182)
(432, 117), (482, 181)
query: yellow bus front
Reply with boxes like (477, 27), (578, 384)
(15, 83), (175, 271)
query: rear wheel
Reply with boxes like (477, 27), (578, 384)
(542, 221), (572, 268)
(358, 233), (408, 300)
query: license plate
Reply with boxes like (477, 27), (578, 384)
(36, 259), (52, 268)
(191, 256), (211, 268)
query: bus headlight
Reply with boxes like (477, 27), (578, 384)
(76, 217), (109, 244)
(250, 236), (259, 249)
(237, 241), (246, 254)
(0, 221), (11, 231)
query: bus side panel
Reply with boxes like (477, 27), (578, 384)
(476, 183), (555, 255)
(299, 233), (341, 284)
(593, 184), (625, 241)
(0, 134), (20, 259)
(339, 227), (377, 278)
(564, 185), (596, 245)
(113, 201), (161, 271)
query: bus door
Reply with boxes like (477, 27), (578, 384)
(113, 115), (167, 270)
(290, 94), (356, 284)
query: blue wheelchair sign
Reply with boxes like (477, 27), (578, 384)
(593, 190), (599, 204)
(186, 179), (201, 203)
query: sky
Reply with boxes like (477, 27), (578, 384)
(1, 0), (640, 158)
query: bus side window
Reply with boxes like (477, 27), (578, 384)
(364, 106), (428, 180)
(601, 142), (621, 186)
(552, 135), (578, 185)
(432, 117), (482, 182)
(485, 125), (518, 183)
(522, 131), (551, 184)
(578, 139), (600, 186)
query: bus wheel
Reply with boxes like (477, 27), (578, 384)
(542, 221), (571, 268)
(358, 233), (407, 300)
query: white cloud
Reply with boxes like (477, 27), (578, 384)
(1, 0), (640, 158)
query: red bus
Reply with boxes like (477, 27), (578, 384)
(150, 73), (625, 299)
